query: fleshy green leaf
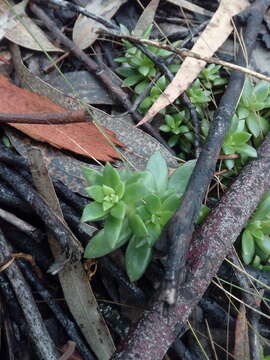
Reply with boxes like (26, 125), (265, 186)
(123, 182), (150, 203)
(82, 167), (102, 186)
(110, 201), (126, 220)
(161, 193), (180, 212)
(241, 230), (255, 264)
(102, 163), (121, 189)
(237, 106), (250, 119)
(159, 124), (171, 133)
(122, 74), (144, 87)
(146, 152), (168, 193)
(232, 132), (251, 145)
(237, 144), (257, 158)
(254, 235), (270, 255)
(134, 80), (149, 94)
(196, 205), (210, 225)
(254, 81), (269, 103)
(138, 65), (150, 76)
(116, 66), (136, 78)
(81, 202), (106, 222)
(104, 216), (124, 248)
(84, 225), (131, 258)
(85, 185), (104, 202)
(125, 237), (152, 281)
(168, 160), (196, 194)
(129, 214), (148, 237)
(246, 113), (261, 137)
(144, 194), (161, 213)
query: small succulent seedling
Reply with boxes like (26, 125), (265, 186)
(81, 153), (207, 281)
(221, 115), (257, 170)
(241, 190), (270, 270)
(159, 111), (193, 148)
(199, 64), (227, 90)
(237, 78), (270, 139)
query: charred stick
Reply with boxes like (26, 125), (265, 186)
(0, 163), (83, 271)
(0, 229), (59, 359)
(0, 207), (41, 240)
(161, 0), (268, 305)
(111, 120), (270, 360)
(17, 259), (95, 360)
(0, 143), (88, 212)
(38, 0), (118, 30)
(30, 3), (172, 152)
(99, 257), (146, 305)
(0, 275), (27, 333)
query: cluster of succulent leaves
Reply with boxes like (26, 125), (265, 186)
(221, 79), (270, 170)
(241, 190), (270, 271)
(81, 153), (199, 282)
(107, 28), (270, 278)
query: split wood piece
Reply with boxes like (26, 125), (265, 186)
(161, 0), (270, 305)
(0, 109), (87, 124)
(0, 229), (59, 360)
(0, 162), (83, 271)
(229, 251), (261, 360)
(27, 147), (115, 360)
(29, 2), (173, 153)
(111, 124), (270, 360)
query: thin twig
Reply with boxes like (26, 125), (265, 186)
(37, 0), (119, 30)
(99, 30), (270, 83)
(0, 229), (59, 360)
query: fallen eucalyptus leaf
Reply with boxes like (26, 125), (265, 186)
(0, 0), (63, 52)
(73, 0), (126, 49)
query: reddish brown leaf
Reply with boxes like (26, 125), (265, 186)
(0, 75), (123, 161)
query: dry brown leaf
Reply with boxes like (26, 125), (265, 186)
(133, 0), (160, 37)
(233, 304), (250, 360)
(72, 0), (126, 49)
(0, 75), (123, 161)
(0, 0), (62, 52)
(138, 0), (248, 126)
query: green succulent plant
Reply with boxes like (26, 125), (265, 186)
(237, 78), (270, 139)
(159, 111), (194, 149)
(199, 64), (228, 90)
(221, 115), (257, 170)
(241, 190), (270, 270)
(81, 153), (208, 282)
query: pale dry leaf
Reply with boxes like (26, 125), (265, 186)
(138, 0), (249, 126)
(0, 1), (20, 41)
(133, 0), (160, 37)
(0, 0), (62, 52)
(167, 0), (213, 17)
(72, 0), (126, 49)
